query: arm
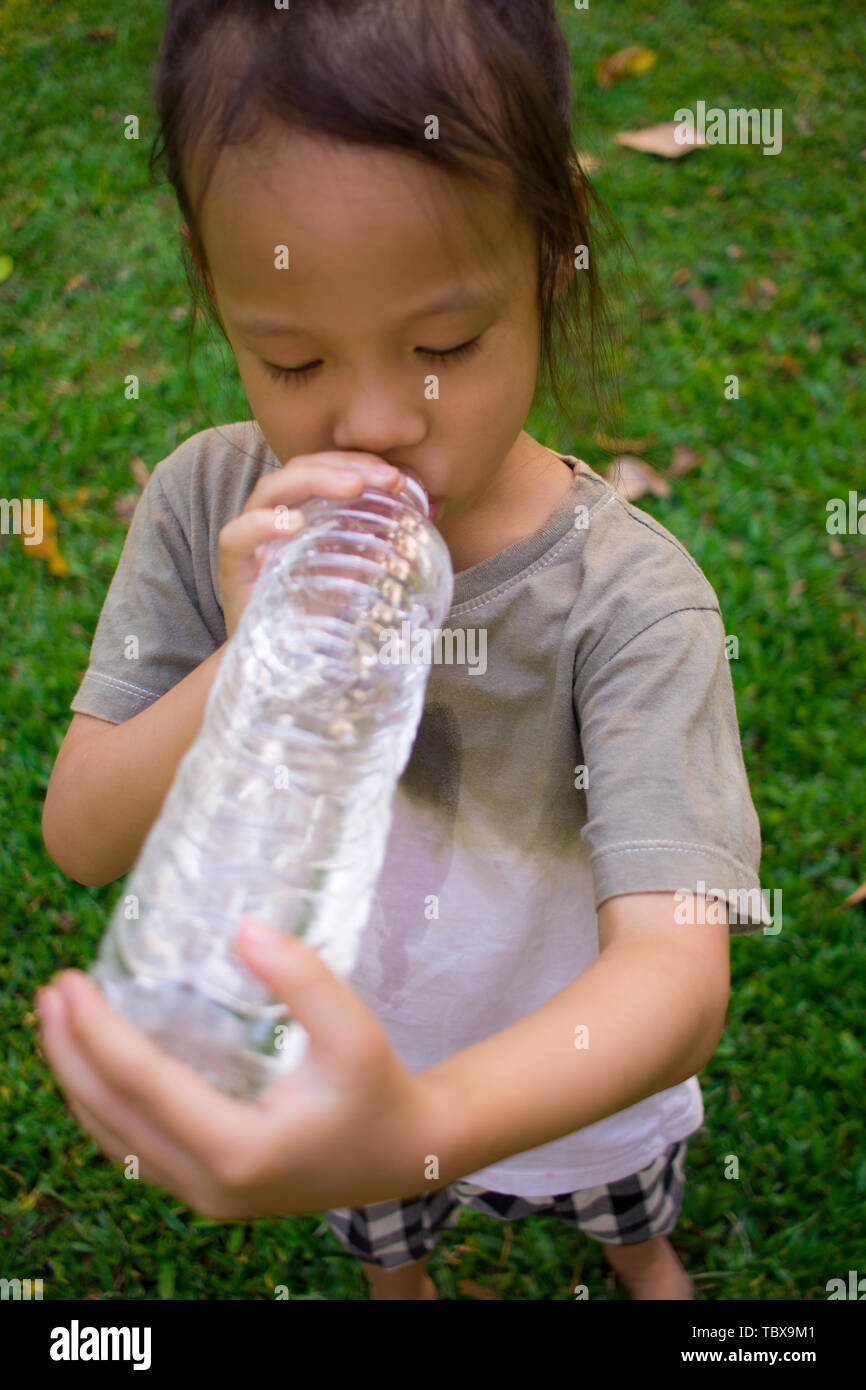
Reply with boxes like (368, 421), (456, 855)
(42, 642), (227, 887)
(415, 891), (730, 1190)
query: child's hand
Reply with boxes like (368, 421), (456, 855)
(218, 452), (407, 641)
(35, 919), (442, 1218)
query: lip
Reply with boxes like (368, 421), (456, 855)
(428, 497), (444, 523)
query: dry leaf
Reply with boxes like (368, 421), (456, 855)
(20, 500), (68, 577)
(605, 457), (671, 501)
(114, 494), (140, 524)
(670, 445), (702, 476)
(86, 26), (116, 42)
(130, 456), (150, 489)
(757, 277), (778, 297)
(685, 285), (712, 312)
(62, 274), (89, 295)
(671, 267), (691, 286)
(595, 431), (656, 453)
(767, 353), (802, 378)
(613, 122), (706, 158)
(807, 333), (821, 353)
(793, 111), (812, 136)
(828, 536), (843, 559)
(842, 883), (866, 907)
(707, 183), (725, 198)
(596, 46), (657, 89)
(58, 486), (90, 516)
(726, 244), (745, 260)
(456, 1281), (502, 1300)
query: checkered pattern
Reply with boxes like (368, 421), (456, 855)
(324, 1139), (688, 1270)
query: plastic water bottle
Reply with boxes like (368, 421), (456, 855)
(90, 470), (453, 1100)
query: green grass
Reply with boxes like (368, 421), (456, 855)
(1, 0), (864, 1300)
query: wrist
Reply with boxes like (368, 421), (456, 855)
(409, 1069), (468, 1193)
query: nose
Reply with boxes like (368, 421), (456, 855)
(331, 368), (426, 461)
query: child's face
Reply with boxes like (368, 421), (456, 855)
(189, 126), (546, 535)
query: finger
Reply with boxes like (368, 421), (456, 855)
(234, 920), (387, 1071)
(65, 1092), (204, 1209)
(37, 985), (220, 1203)
(243, 456), (405, 514)
(47, 972), (261, 1169)
(219, 506), (304, 566)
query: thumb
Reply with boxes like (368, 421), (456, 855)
(233, 918), (383, 1065)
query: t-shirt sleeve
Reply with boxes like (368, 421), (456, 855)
(70, 464), (224, 724)
(573, 604), (772, 935)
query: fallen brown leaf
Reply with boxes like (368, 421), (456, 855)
(685, 285), (712, 312)
(807, 333), (821, 354)
(767, 353), (802, 378)
(20, 500), (68, 577)
(613, 122), (706, 158)
(671, 267), (691, 286)
(670, 445), (702, 476)
(596, 46), (657, 89)
(114, 494), (139, 524)
(726, 244), (745, 260)
(62, 274), (90, 295)
(828, 536), (843, 559)
(757, 277), (778, 297)
(605, 456), (671, 501)
(86, 26), (116, 42)
(130, 456), (151, 489)
(58, 487), (90, 516)
(456, 1280), (502, 1300)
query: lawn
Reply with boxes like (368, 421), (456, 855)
(1, 0), (864, 1300)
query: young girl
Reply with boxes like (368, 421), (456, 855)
(39, 0), (769, 1301)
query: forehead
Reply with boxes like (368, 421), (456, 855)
(196, 126), (529, 319)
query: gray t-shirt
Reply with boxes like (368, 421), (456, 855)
(71, 420), (769, 1195)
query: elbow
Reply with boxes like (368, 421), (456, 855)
(41, 794), (113, 887)
(689, 990), (730, 1076)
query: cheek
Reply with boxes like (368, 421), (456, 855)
(236, 360), (321, 461)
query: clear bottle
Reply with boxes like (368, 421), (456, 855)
(90, 471), (453, 1099)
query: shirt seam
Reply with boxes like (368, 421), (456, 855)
(75, 670), (163, 700)
(449, 466), (707, 617)
(589, 839), (761, 883)
(575, 604), (723, 685)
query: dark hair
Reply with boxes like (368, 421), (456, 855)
(148, 0), (625, 441)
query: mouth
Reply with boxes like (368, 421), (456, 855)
(428, 497), (444, 523)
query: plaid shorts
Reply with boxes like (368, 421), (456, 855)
(324, 1139), (688, 1270)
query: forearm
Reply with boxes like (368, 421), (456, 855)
(43, 643), (227, 885)
(413, 941), (727, 1192)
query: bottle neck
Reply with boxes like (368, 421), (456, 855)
(395, 471), (429, 519)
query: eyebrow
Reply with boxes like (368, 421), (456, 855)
(234, 284), (497, 338)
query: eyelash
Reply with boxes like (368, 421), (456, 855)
(262, 336), (482, 386)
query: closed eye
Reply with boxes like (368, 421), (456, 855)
(262, 335), (482, 386)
